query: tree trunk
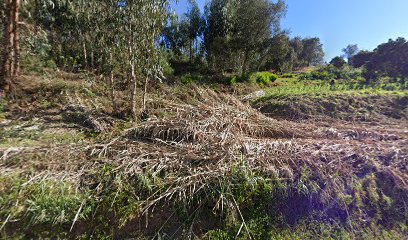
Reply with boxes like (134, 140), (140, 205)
(12, 0), (19, 76)
(82, 35), (88, 69)
(128, 44), (138, 120)
(190, 39), (193, 64)
(242, 50), (249, 75)
(130, 62), (137, 120)
(0, 0), (13, 94)
(142, 76), (149, 111)
(90, 49), (94, 71)
(108, 52), (117, 114)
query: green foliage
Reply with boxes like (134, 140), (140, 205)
(351, 38), (408, 83)
(299, 70), (331, 80)
(59, 56), (81, 72)
(205, 229), (231, 239)
(0, 175), (91, 238)
(282, 73), (297, 78)
(299, 65), (363, 81)
(180, 73), (207, 85)
(330, 56), (347, 68)
(229, 75), (238, 85)
(249, 72), (277, 86)
(0, 99), (5, 120)
(204, 0), (287, 73)
(23, 55), (58, 74)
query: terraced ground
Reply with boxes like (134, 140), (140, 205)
(1, 73), (407, 239)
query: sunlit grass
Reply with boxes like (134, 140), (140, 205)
(263, 77), (408, 99)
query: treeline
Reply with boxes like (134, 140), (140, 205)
(162, 0), (324, 74)
(350, 38), (408, 82)
(327, 39), (408, 84)
(0, 0), (327, 117)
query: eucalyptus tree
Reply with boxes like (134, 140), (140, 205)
(115, 0), (170, 118)
(203, 0), (235, 71)
(69, 0), (170, 118)
(185, 0), (204, 63)
(1, 0), (20, 95)
(342, 44), (359, 64)
(162, 13), (189, 57)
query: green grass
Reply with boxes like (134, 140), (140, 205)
(0, 175), (91, 239)
(261, 77), (408, 99)
(0, 121), (87, 148)
(2, 159), (406, 239)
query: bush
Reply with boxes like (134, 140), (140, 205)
(229, 76), (238, 86)
(311, 70), (330, 80)
(299, 71), (322, 80)
(180, 74), (206, 85)
(249, 72), (277, 86)
(282, 73), (297, 78)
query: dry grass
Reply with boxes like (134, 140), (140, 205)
(1, 76), (407, 238)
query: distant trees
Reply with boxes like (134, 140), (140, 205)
(204, 0), (287, 74)
(300, 37), (324, 66)
(185, 0), (204, 63)
(161, 0), (325, 75)
(350, 50), (372, 68)
(342, 44), (358, 64)
(162, 0), (204, 65)
(330, 56), (347, 68)
(350, 38), (408, 83)
(2, 0), (331, 100)
(263, 35), (324, 73)
(229, 0), (287, 73)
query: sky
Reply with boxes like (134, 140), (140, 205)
(171, 0), (408, 61)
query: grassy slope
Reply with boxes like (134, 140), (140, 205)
(0, 73), (407, 239)
(252, 77), (408, 121)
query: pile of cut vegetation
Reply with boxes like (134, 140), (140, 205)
(1, 82), (408, 239)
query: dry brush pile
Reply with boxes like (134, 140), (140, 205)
(1, 86), (408, 238)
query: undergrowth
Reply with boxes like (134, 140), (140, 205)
(1, 160), (407, 239)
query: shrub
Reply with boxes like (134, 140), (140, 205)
(249, 72), (277, 86)
(298, 71), (330, 81)
(180, 74), (204, 85)
(282, 73), (297, 79)
(229, 76), (238, 85)
(44, 59), (58, 70)
(380, 83), (401, 91)
(311, 70), (330, 80)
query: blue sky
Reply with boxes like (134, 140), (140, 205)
(171, 0), (408, 61)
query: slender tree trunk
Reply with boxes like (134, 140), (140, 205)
(128, 43), (138, 120)
(0, 0), (13, 94)
(108, 52), (117, 114)
(130, 62), (137, 119)
(11, 0), (19, 76)
(142, 76), (149, 111)
(90, 49), (94, 71)
(242, 50), (249, 75)
(82, 35), (88, 69)
(190, 39), (193, 64)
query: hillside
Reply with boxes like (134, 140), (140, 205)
(1, 72), (407, 239)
